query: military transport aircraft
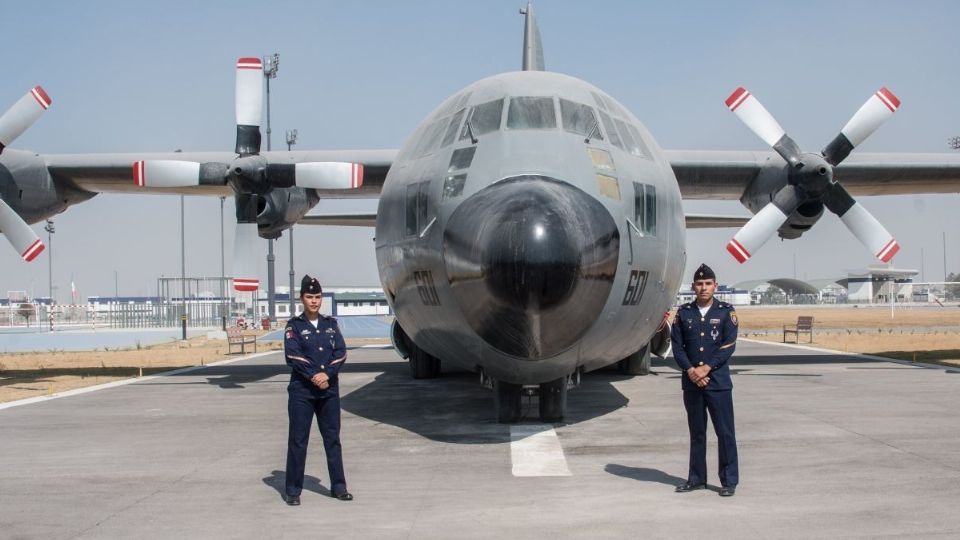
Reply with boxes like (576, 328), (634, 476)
(1, 3), (959, 422)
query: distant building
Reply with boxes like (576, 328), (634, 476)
(677, 284), (751, 306)
(842, 266), (918, 304)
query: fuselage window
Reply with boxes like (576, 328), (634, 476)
(506, 96), (557, 130)
(597, 174), (620, 200)
(414, 119), (447, 157)
(460, 98), (504, 140)
(591, 91), (609, 112)
(615, 118), (640, 157)
(405, 180), (430, 236)
(633, 182), (657, 236)
(440, 109), (466, 148)
(598, 110), (625, 150)
(624, 123), (652, 159)
(442, 174), (467, 200)
(560, 98), (601, 140)
(588, 148), (615, 173)
(448, 147), (476, 172)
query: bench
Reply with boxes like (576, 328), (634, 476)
(227, 327), (257, 354)
(783, 316), (814, 343)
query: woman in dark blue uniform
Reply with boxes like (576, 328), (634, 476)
(283, 275), (352, 505)
(671, 264), (739, 497)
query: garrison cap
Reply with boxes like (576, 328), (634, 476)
(693, 263), (716, 281)
(300, 274), (323, 295)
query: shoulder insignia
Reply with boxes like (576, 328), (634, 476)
(285, 327), (295, 339)
(730, 311), (738, 325)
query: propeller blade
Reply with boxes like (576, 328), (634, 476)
(0, 86), (52, 154)
(266, 162), (364, 189)
(726, 185), (800, 264)
(133, 160), (199, 187)
(235, 57), (263, 156)
(725, 87), (802, 166)
(822, 183), (899, 263)
(0, 197), (44, 261)
(232, 222), (260, 292)
(133, 160), (228, 187)
(822, 87), (900, 166)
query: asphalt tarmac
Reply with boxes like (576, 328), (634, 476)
(1, 340), (958, 539)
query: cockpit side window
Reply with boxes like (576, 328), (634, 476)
(624, 123), (652, 159)
(440, 109), (465, 148)
(460, 98), (504, 140)
(560, 99), (601, 139)
(598, 110), (624, 150)
(506, 97), (557, 130)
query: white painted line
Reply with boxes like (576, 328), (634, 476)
(0, 350), (279, 411)
(510, 424), (571, 477)
(740, 338), (959, 372)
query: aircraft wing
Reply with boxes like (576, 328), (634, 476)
(666, 150), (960, 200)
(297, 210), (750, 229)
(44, 149), (396, 198)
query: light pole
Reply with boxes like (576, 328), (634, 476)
(220, 196), (227, 330)
(180, 195), (187, 340)
(286, 128), (298, 316)
(264, 53), (280, 324)
(44, 219), (54, 331)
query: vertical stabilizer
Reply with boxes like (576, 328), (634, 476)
(521, 2), (545, 71)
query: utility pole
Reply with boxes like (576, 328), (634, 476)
(264, 53), (280, 324)
(286, 128), (298, 316)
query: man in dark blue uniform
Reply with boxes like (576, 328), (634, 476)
(283, 275), (352, 505)
(671, 263), (739, 497)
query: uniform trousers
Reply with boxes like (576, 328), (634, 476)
(683, 388), (739, 488)
(285, 383), (346, 496)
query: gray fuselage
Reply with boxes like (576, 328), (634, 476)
(375, 71), (685, 384)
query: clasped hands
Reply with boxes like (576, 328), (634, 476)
(686, 365), (711, 388)
(310, 372), (331, 390)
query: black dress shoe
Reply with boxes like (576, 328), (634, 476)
(332, 491), (353, 501)
(675, 482), (706, 493)
(719, 486), (736, 497)
(284, 494), (301, 506)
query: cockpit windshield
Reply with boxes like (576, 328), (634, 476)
(506, 96), (557, 130)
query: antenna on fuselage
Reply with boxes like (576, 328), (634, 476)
(520, 1), (545, 71)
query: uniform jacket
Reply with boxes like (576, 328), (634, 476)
(284, 313), (347, 388)
(671, 300), (738, 391)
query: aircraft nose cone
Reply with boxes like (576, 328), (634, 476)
(443, 176), (619, 359)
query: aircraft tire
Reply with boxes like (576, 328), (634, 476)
(408, 346), (440, 379)
(538, 377), (567, 423)
(494, 380), (522, 423)
(618, 345), (651, 376)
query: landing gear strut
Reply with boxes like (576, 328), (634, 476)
(618, 344), (651, 376)
(408, 344), (440, 379)
(538, 377), (567, 423)
(494, 380), (522, 423)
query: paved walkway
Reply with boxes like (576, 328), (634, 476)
(1, 341), (958, 539)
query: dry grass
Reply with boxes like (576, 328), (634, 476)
(0, 334), (285, 403)
(733, 306), (960, 330)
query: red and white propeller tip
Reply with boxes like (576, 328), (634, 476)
(232, 222), (260, 292)
(724, 87), (786, 148)
(235, 57), (264, 128)
(0, 198), (45, 262)
(133, 160), (202, 187)
(725, 203), (791, 264)
(0, 86), (52, 152)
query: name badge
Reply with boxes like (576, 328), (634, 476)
(709, 318), (721, 325)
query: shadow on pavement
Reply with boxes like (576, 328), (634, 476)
(340, 361), (632, 443)
(605, 464), (685, 487)
(262, 469), (332, 498)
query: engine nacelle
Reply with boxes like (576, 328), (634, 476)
(256, 187), (320, 239)
(0, 149), (94, 224)
(738, 162), (823, 241)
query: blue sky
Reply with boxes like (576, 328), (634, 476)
(1, 0), (959, 298)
